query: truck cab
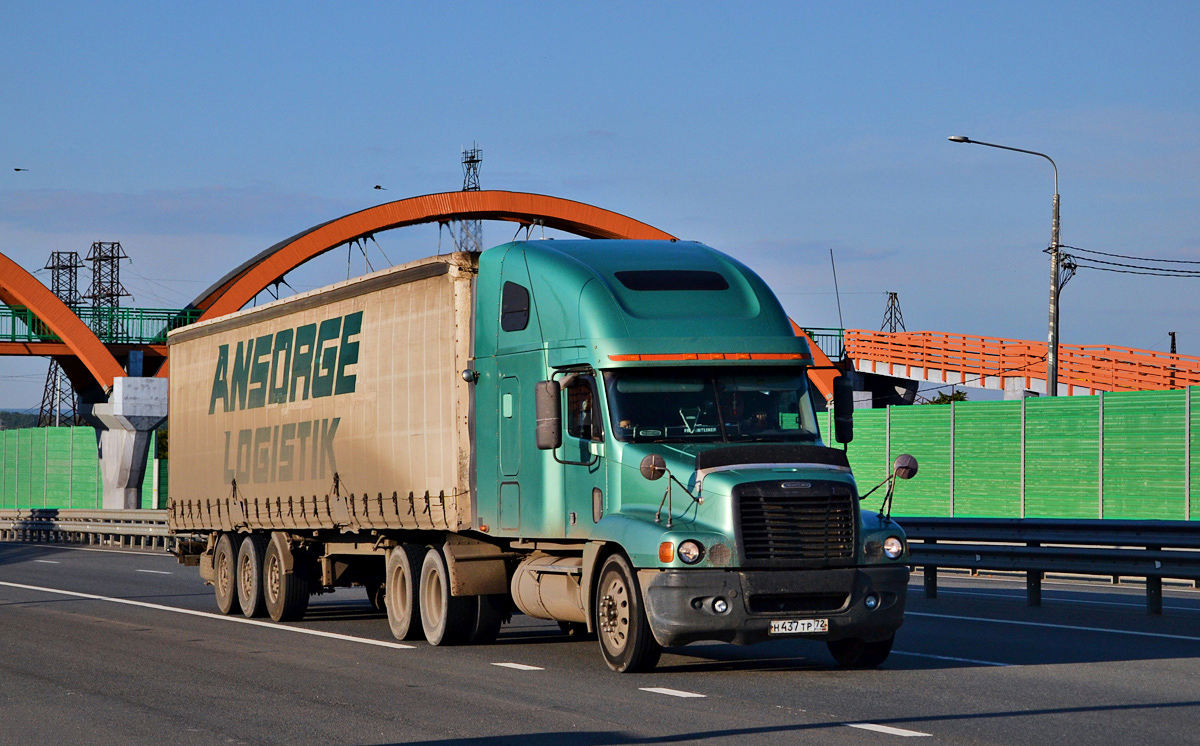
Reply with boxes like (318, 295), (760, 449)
(471, 239), (910, 671)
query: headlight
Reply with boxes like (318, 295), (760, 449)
(882, 536), (905, 559)
(678, 540), (705, 565)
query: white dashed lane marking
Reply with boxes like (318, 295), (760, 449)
(135, 569), (172, 575)
(845, 722), (932, 737)
(491, 662), (544, 671)
(640, 687), (706, 698)
(0, 581), (416, 649)
(33, 560), (60, 564)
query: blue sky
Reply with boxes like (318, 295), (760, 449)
(3, 2), (1199, 407)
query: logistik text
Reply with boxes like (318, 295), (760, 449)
(208, 311), (362, 414)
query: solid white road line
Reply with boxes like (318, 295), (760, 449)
(135, 569), (172, 575)
(891, 650), (1010, 667)
(932, 588), (1198, 613)
(845, 722), (932, 737)
(33, 560), (60, 564)
(1, 541), (165, 557)
(909, 611), (1200, 643)
(491, 662), (544, 671)
(0, 580), (416, 650)
(639, 687), (706, 698)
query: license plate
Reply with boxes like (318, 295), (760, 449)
(769, 618), (829, 635)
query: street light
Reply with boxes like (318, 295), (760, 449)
(949, 135), (1062, 396)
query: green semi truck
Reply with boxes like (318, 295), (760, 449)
(168, 239), (912, 672)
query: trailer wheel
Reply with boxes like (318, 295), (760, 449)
(213, 533), (242, 616)
(468, 594), (506, 645)
(385, 544), (425, 641)
(595, 553), (662, 673)
(263, 538), (309, 622)
(419, 547), (472, 646)
(236, 534), (269, 618)
(827, 635), (895, 668)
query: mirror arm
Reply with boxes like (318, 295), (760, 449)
(552, 449), (599, 467)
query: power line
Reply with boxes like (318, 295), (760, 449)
(1061, 244), (1200, 265)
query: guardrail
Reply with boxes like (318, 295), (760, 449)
(904, 517), (1200, 615)
(0, 508), (183, 552)
(0, 305), (200, 345)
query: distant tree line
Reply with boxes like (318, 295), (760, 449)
(0, 411), (40, 429)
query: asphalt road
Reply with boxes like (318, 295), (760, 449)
(2, 541), (1198, 746)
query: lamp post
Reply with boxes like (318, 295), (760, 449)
(949, 135), (1061, 396)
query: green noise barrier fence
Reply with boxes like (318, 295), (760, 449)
(834, 388), (1200, 521)
(0, 427), (167, 510)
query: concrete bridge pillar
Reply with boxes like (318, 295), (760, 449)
(80, 377), (168, 509)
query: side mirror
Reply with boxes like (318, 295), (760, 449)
(639, 454), (667, 481)
(833, 374), (854, 444)
(535, 381), (562, 450)
(893, 454), (918, 480)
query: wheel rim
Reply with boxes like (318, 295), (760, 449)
(388, 558), (411, 624)
(216, 549), (232, 598)
(422, 564), (443, 631)
(238, 554), (253, 600)
(265, 553), (281, 605)
(598, 569), (631, 655)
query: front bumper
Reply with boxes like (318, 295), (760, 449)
(638, 565), (909, 647)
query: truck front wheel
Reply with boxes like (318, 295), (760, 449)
(419, 547), (472, 646)
(594, 553), (662, 673)
(827, 635), (895, 668)
(385, 544), (425, 641)
(213, 533), (242, 616)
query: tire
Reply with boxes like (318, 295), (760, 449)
(419, 547), (472, 646)
(827, 635), (895, 668)
(236, 534), (269, 618)
(467, 594), (506, 645)
(213, 533), (242, 616)
(263, 537), (309, 622)
(594, 553), (662, 673)
(385, 544), (425, 641)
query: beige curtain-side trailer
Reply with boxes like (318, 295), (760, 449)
(167, 254), (477, 535)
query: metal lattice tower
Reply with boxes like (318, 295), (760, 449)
(38, 251), (86, 426)
(456, 144), (483, 253)
(881, 291), (906, 333)
(83, 241), (130, 342)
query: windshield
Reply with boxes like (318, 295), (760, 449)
(604, 367), (821, 444)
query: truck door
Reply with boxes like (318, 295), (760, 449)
(561, 372), (607, 538)
(498, 375), (521, 531)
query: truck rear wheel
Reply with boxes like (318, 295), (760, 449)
(236, 534), (269, 618)
(213, 533), (242, 616)
(419, 547), (472, 646)
(595, 553), (662, 673)
(263, 538), (309, 622)
(385, 544), (425, 641)
(827, 635), (895, 668)
(468, 594), (506, 645)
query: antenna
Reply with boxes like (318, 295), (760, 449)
(829, 249), (845, 330)
(881, 292), (906, 333)
(455, 143), (483, 253)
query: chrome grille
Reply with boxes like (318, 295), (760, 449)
(735, 480), (856, 563)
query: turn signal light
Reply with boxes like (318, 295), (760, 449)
(659, 542), (675, 563)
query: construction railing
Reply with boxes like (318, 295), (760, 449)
(904, 517), (1200, 615)
(0, 305), (200, 346)
(0, 508), (186, 552)
(799, 327), (846, 361)
(847, 329), (1200, 394)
